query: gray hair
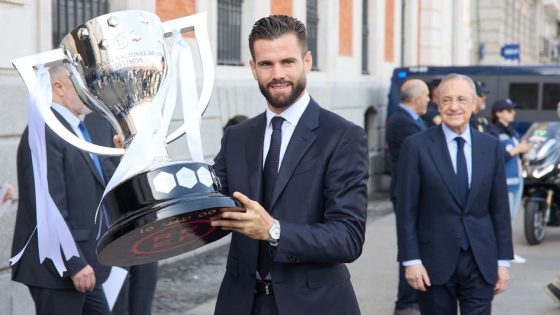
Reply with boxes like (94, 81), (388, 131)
(439, 73), (477, 98)
(400, 80), (426, 102)
(48, 64), (70, 82)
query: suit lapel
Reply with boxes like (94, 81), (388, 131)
(269, 100), (319, 210)
(78, 141), (105, 186)
(53, 110), (105, 186)
(246, 114), (266, 202)
(428, 126), (463, 207)
(396, 106), (422, 131)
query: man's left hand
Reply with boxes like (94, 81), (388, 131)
(495, 266), (510, 295)
(210, 191), (273, 240)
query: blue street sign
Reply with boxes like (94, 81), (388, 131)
(501, 44), (520, 61)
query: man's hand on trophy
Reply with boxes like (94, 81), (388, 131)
(113, 135), (122, 148)
(70, 264), (96, 293)
(210, 191), (273, 240)
(113, 135), (125, 160)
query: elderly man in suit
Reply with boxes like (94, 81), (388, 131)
(11, 65), (111, 314)
(386, 79), (430, 315)
(210, 15), (369, 315)
(396, 73), (513, 315)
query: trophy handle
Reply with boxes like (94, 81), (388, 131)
(162, 12), (214, 144)
(12, 49), (126, 156)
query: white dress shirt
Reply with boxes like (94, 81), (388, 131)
(262, 91), (310, 170)
(403, 124), (510, 268)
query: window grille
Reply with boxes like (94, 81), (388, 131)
(306, 0), (319, 70)
(217, 0), (244, 66)
(362, 0), (370, 74)
(52, 0), (109, 48)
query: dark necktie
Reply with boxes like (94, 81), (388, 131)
(78, 121), (105, 184)
(455, 136), (470, 250)
(258, 116), (284, 278)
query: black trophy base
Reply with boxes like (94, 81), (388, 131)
(97, 162), (241, 266)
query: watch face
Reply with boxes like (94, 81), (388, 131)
(270, 221), (280, 239)
(271, 227), (280, 239)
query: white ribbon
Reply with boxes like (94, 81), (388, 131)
(10, 67), (80, 276)
(178, 38), (204, 162)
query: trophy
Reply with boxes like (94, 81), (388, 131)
(13, 11), (241, 266)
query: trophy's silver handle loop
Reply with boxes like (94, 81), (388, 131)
(162, 12), (214, 144)
(12, 50), (126, 156)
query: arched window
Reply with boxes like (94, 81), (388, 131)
(52, 0), (109, 48)
(217, 0), (244, 66)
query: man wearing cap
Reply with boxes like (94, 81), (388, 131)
(470, 81), (490, 133)
(421, 77), (443, 128)
(489, 98), (531, 264)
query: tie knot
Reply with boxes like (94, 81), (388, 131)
(455, 136), (465, 148)
(271, 116), (284, 131)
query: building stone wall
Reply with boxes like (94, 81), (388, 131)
(473, 0), (560, 64)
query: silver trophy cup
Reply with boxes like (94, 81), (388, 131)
(13, 11), (240, 266)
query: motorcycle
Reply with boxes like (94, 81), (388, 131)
(521, 121), (560, 245)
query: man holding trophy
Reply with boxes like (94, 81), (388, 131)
(210, 15), (369, 315)
(10, 10), (369, 315)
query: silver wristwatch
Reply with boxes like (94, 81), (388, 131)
(268, 219), (281, 245)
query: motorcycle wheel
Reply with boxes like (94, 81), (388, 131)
(524, 199), (547, 245)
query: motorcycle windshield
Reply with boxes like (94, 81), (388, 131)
(522, 121), (560, 179)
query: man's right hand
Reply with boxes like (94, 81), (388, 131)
(71, 265), (96, 293)
(405, 264), (431, 292)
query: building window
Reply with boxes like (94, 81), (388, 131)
(508, 83), (538, 110)
(542, 83), (560, 110)
(217, 0), (244, 66)
(52, 0), (109, 48)
(306, 0), (319, 70)
(362, 0), (369, 74)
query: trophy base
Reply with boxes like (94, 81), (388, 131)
(97, 162), (241, 266)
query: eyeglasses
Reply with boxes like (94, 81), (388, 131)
(440, 96), (473, 106)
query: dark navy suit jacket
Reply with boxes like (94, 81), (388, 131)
(395, 125), (513, 285)
(11, 111), (111, 289)
(386, 105), (423, 200)
(213, 99), (369, 315)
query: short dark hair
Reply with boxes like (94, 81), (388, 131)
(248, 15), (307, 60)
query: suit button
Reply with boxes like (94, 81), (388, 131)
(288, 256), (296, 263)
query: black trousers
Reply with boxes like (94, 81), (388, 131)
(112, 262), (158, 315)
(28, 284), (109, 315)
(392, 198), (418, 310)
(397, 263), (419, 309)
(250, 294), (279, 315)
(418, 249), (494, 315)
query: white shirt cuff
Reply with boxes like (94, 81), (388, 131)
(402, 259), (422, 266)
(498, 260), (511, 267)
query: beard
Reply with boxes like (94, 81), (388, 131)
(258, 77), (306, 109)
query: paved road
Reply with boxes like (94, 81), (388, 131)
(153, 198), (560, 315)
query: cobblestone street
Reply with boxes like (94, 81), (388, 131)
(153, 245), (228, 315)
